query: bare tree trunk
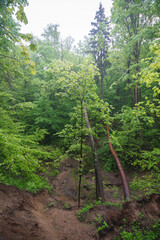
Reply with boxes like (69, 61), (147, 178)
(83, 102), (105, 201)
(135, 82), (138, 105)
(101, 75), (103, 100)
(126, 58), (131, 104)
(134, 40), (140, 105)
(78, 101), (83, 208)
(105, 126), (131, 200)
(78, 153), (82, 208)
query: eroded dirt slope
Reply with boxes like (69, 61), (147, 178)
(0, 183), (160, 240)
(0, 159), (160, 240)
(0, 183), (95, 240)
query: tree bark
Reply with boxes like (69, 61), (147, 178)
(83, 102), (105, 201)
(105, 126), (131, 200)
(134, 82), (138, 105)
(78, 101), (83, 208)
(134, 40), (140, 105)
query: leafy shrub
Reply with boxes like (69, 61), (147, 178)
(132, 148), (160, 171)
(97, 220), (109, 234)
(130, 173), (160, 195)
(77, 203), (94, 221)
(116, 219), (160, 240)
(0, 111), (63, 192)
(111, 105), (160, 171)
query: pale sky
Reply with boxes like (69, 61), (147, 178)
(21, 0), (112, 43)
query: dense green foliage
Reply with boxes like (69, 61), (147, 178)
(0, 0), (159, 198)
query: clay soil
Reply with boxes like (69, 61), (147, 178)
(0, 159), (160, 240)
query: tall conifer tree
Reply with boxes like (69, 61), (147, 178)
(89, 3), (110, 99)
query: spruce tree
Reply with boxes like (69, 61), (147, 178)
(89, 3), (110, 99)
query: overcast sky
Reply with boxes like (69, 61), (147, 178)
(21, 0), (112, 43)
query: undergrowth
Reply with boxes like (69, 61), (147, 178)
(77, 200), (121, 221)
(0, 128), (63, 192)
(130, 172), (160, 196)
(115, 219), (160, 240)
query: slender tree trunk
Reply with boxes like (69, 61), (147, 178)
(105, 126), (131, 200)
(101, 74), (103, 100)
(135, 82), (138, 105)
(134, 40), (140, 105)
(78, 101), (83, 208)
(83, 102), (105, 201)
(100, 54), (104, 100)
(126, 58), (131, 104)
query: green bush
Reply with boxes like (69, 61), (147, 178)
(130, 173), (160, 195)
(116, 220), (160, 240)
(0, 113), (63, 192)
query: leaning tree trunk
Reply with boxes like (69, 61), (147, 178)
(105, 126), (131, 200)
(83, 102), (105, 202)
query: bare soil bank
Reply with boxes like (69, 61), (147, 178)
(0, 182), (160, 240)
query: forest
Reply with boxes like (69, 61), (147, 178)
(0, 0), (160, 239)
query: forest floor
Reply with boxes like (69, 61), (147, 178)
(0, 158), (160, 240)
